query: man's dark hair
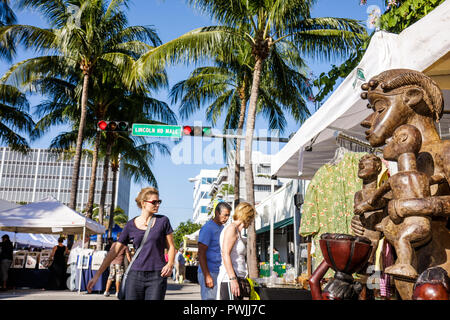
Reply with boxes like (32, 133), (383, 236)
(2, 234), (10, 241)
(215, 202), (232, 216)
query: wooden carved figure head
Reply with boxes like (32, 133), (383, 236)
(383, 124), (422, 161)
(360, 69), (443, 147)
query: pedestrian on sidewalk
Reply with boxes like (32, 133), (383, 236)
(87, 187), (176, 300)
(197, 202), (231, 300)
(48, 237), (70, 290)
(217, 202), (256, 300)
(103, 235), (131, 297)
(175, 248), (186, 284)
(0, 234), (13, 290)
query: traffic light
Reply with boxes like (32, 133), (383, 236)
(97, 121), (129, 132)
(182, 126), (213, 137)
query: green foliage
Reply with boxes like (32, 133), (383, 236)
(314, 0), (444, 104)
(379, 0), (445, 34)
(0, 84), (34, 152)
(313, 45), (367, 107)
(172, 220), (202, 249)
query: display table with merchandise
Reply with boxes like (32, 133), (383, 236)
(8, 268), (51, 289)
(75, 267), (108, 292)
(253, 283), (312, 300)
(73, 252), (108, 292)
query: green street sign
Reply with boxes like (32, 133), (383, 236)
(132, 124), (182, 138)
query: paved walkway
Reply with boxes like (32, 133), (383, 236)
(0, 279), (201, 300)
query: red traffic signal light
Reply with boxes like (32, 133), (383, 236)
(97, 121), (129, 132)
(98, 120), (108, 131)
(182, 126), (212, 137)
(183, 126), (193, 136)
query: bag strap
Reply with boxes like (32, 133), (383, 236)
(124, 216), (156, 274)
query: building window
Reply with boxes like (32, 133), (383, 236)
(255, 185), (271, 192)
(201, 177), (216, 184)
(257, 165), (271, 174)
(200, 206), (209, 213)
(200, 191), (210, 199)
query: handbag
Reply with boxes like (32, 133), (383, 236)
(237, 277), (251, 297)
(118, 216), (155, 300)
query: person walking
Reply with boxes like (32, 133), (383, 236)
(87, 187), (176, 300)
(48, 237), (70, 290)
(197, 202), (231, 300)
(104, 238), (114, 252)
(103, 239), (131, 297)
(175, 248), (186, 284)
(0, 234), (13, 290)
(216, 202), (256, 300)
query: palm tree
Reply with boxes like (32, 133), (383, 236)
(0, 0), (16, 61)
(0, 84), (35, 152)
(1, 0), (164, 213)
(170, 40), (311, 208)
(174, 0), (367, 277)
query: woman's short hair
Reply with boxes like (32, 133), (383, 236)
(135, 187), (159, 208)
(233, 202), (256, 225)
(58, 237), (65, 243)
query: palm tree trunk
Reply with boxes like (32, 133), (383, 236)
(85, 131), (101, 219)
(96, 135), (112, 250)
(68, 70), (89, 249)
(107, 159), (119, 238)
(245, 57), (264, 279)
(234, 84), (247, 209)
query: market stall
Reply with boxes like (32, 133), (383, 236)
(271, 1), (450, 181)
(182, 230), (199, 283)
(0, 196), (105, 292)
(268, 1), (450, 299)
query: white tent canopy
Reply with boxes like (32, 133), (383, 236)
(0, 196), (105, 235)
(271, 1), (450, 179)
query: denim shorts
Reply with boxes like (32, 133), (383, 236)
(197, 270), (219, 300)
(124, 270), (167, 300)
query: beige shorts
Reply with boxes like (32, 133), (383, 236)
(108, 264), (124, 282)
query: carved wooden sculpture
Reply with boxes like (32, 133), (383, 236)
(352, 154), (387, 265)
(355, 124), (437, 279)
(308, 233), (372, 300)
(359, 69), (450, 299)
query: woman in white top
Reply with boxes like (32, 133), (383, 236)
(216, 202), (256, 300)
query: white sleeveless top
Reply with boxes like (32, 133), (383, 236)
(217, 223), (248, 283)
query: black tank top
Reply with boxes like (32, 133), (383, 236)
(54, 245), (66, 266)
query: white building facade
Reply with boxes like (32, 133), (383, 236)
(0, 147), (131, 216)
(189, 169), (219, 224)
(225, 150), (289, 205)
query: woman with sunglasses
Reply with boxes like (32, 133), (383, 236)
(87, 187), (176, 300)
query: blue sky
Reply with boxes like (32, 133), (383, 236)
(0, 0), (387, 229)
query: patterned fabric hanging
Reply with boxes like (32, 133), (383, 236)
(299, 151), (367, 278)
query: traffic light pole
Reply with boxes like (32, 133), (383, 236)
(209, 133), (290, 143)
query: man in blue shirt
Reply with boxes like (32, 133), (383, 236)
(197, 202), (231, 300)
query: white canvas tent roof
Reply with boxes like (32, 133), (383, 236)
(0, 196), (105, 235)
(271, 1), (450, 179)
(1, 231), (58, 248)
(0, 199), (58, 248)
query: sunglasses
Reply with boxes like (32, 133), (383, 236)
(143, 199), (162, 205)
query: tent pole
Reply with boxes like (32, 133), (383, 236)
(78, 227), (86, 294)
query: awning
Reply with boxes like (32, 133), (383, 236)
(271, 1), (450, 179)
(256, 217), (294, 235)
